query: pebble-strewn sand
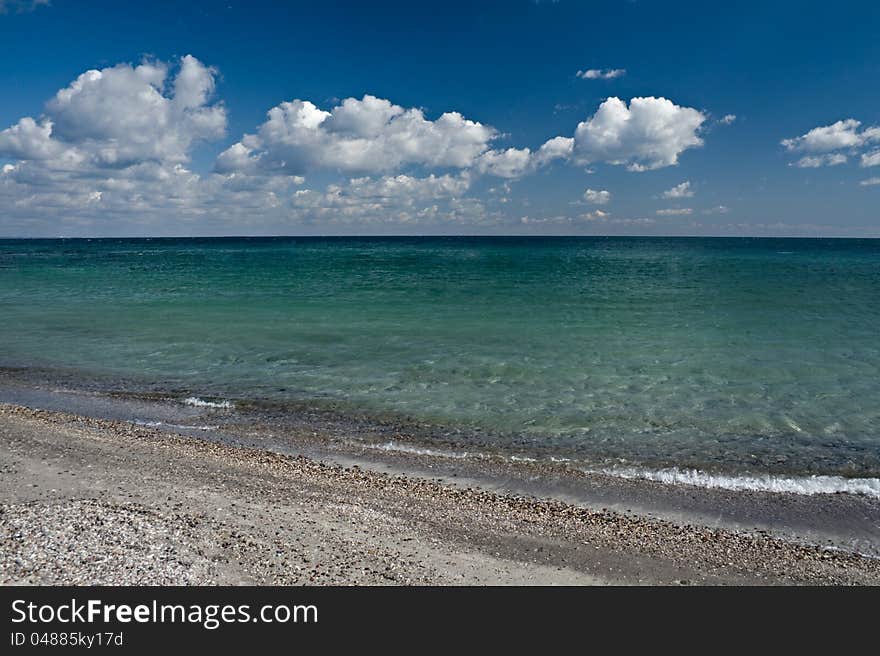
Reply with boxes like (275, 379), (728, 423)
(2, 403), (879, 585)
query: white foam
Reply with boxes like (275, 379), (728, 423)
(133, 419), (217, 431)
(362, 441), (471, 460)
(183, 396), (234, 409)
(586, 466), (880, 499)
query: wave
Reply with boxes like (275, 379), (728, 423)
(183, 396), (234, 409)
(360, 439), (880, 499)
(133, 419), (218, 431)
(586, 466), (880, 499)
(361, 440), (471, 460)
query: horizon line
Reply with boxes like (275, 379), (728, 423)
(1, 234), (879, 241)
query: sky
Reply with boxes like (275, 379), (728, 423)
(0, 0), (878, 237)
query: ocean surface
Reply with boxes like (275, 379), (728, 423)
(2, 236), (879, 489)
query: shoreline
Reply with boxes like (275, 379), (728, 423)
(2, 402), (880, 584)
(1, 370), (879, 557)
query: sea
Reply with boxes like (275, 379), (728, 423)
(1, 236), (879, 497)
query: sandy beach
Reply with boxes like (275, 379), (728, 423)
(2, 402), (879, 585)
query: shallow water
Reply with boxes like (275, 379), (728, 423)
(1, 236), (879, 478)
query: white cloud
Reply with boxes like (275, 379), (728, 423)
(583, 188), (611, 204)
(0, 60), (507, 232)
(0, 57), (318, 233)
(662, 181), (694, 198)
(475, 147), (533, 178)
(0, 57), (726, 234)
(782, 119), (880, 170)
(568, 97), (706, 171)
(793, 153), (848, 168)
(656, 208), (693, 216)
(719, 114), (737, 125)
(0, 56), (226, 169)
(0, 116), (72, 161)
(702, 205), (730, 215)
(215, 94), (496, 176)
(533, 136), (574, 167)
(782, 119), (868, 152)
(860, 177), (880, 186)
(288, 173), (488, 226)
(861, 150), (880, 167)
(581, 209), (610, 221)
(514, 97), (706, 175)
(576, 69), (626, 80)
(221, 95), (707, 184)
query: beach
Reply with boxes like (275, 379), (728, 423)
(3, 401), (879, 586)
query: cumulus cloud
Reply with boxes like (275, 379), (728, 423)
(475, 147), (533, 178)
(781, 119), (870, 152)
(493, 96), (706, 176)
(861, 150), (880, 167)
(0, 57), (312, 233)
(860, 177), (880, 186)
(220, 94), (707, 184)
(568, 97), (706, 171)
(0, 66), (508, 232)
(288, 173), (488, 226)
(0, 55), (226, 169)
(793, 153), (848, 168)
(702, 205), (730, 215)
(662, 181), (694, 198)
(656, 207), (693, 216)
(583, 188), (611, 204)
(719, 114), (737, 125)
(532, 136), (574, 167)
(581, 209), (610, 220)
(215, 94), (496, 176)
(576, 68), (626, 80)
(781, 119), (880, 170)
(0, 57), (720, 234)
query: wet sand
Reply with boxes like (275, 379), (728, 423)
(2, 403), (880, 585)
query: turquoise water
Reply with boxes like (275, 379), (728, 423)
(1, 236), (879, 478)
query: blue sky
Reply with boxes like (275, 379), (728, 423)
(0, 0), (878, 237)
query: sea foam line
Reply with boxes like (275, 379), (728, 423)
(362, 440), (880, 499)
(133, 420), (218, 431)
(585, 466), (880, 499)
(361, 440), (471, 460)
(183, 396), (234, 409)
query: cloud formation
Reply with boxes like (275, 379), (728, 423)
(0, 56), (717, 234)
(475, 147), (533, 178)
(576, 68), (626, 80)
(861, 151), (880, 168)
(215, 95), (495, 176)
(0, 56), (226, 169)
(656, 207), (693, 216)
(782, 119), (877, 152)
(782, 119), (880, 169)
(662, 181), (694, 198)
(792, 153), (847, 168)
(583, 188), (611, 204)
(0, 56), (294, 233)
(568, 97), (706, 171)
(288, 173), (482, 226)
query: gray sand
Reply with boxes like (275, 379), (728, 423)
(2, 403), (879, 585)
